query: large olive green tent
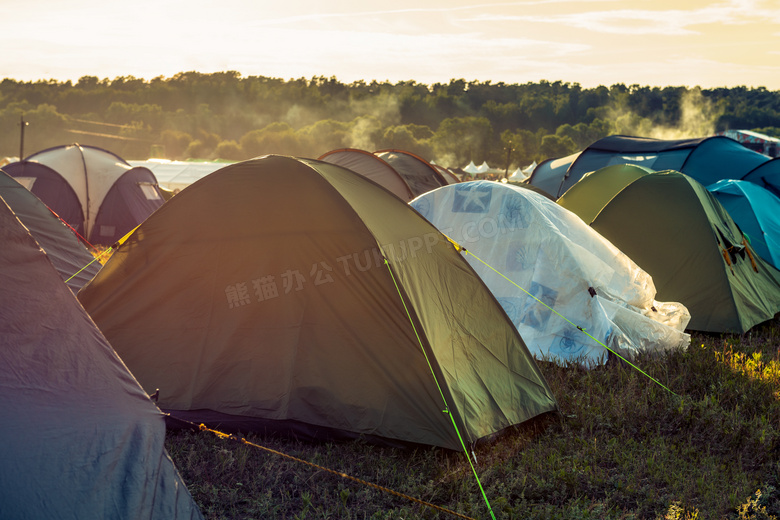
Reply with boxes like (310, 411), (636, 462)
(558, 166), (780, 333)
(78, 155), (557, 450)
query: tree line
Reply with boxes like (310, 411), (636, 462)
(2, 71), (779, 171)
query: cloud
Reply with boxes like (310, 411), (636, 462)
(468, 0), (780, 36)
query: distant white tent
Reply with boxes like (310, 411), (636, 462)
(507, 162), (538, 182)
(463, 160), (480, 177)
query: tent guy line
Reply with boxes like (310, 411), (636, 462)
(452, 238), (678, 396)
(384, 256), (497, 520)
(188, 420), (478, 520)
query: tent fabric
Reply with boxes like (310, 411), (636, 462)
(374, 149), (449, 197)
(5, 144), (165, 244)
(432, 163), (461, 184)
(0, 170), (100, 292)
(557, 163), (655, 223)
(319, 148), (415, 201)
(526, 152), (580, 197)
(533, 135), (770, 199)
(410, 181), (691, 366)
(78, 155), (557, 451)
(742, 157), (780, 197)
(558, 168), (780, 333)
(3, 160), (85, 231)
(707, 179), (780, 270)
(0, 197), (202, 520)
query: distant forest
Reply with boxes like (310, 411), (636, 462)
(2, 71), (780, 171)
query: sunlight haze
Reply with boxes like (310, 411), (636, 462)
(2, 0), (779, 88)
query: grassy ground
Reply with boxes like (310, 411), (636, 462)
(165, 317), (780, 520)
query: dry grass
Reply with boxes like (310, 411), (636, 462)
(165, 317), (780, 519)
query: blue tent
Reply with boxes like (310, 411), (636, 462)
(528, 135), (770, 199)
(742, 157), (780, 198)
(708, 179), (780, 269)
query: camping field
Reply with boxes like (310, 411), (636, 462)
(164, 318), (780, 520)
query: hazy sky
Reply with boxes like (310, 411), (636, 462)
(3, 0), (779, 89)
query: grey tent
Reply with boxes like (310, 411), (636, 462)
(78, 155), (557, 451)
(0, 169), (100, 291)
(374, 149), (449, 198)
(319, 148), (415, 201)
(0, 197), (202, 520)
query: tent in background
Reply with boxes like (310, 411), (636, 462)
(4, 144), (165, 245)
(526, 152), (580, 197)
(557, 163), (655, 223)
(410, 181), (691, 366)
(374, 149), (449, 197)
(532, 135), (770, 199)
(463, 160), (480, 178)
(0, 197), (202, 520)
(318, 148), (415, 201)
(742, 157), (780, 197)
(558, 168), (780, 333)
(78, 155), (557, 451)
(708, 179), (780, 270)
(0, 170), (100, 292)
(432, 163), (461, 184)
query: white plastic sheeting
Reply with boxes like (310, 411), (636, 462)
(410, 180), (691, 366)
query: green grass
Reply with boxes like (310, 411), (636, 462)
(165, 318), (780, 519)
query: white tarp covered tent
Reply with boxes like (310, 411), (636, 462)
(410, 180), (691, 366)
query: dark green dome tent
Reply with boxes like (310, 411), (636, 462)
(558, 166), (780, 333)
(78, 155), (557, 451)
(0, 197), (202, 520)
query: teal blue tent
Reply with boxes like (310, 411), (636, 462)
(742, 157), (780, 198)
(708, 179), (780, 269)
(529, 135), (770, 199)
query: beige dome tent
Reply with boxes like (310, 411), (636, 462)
(5, 144), (164, 245)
